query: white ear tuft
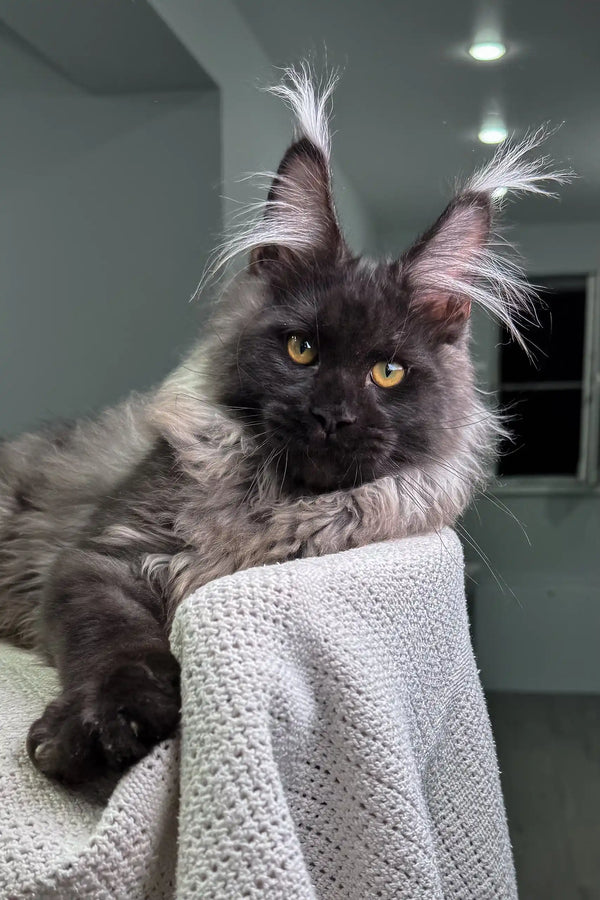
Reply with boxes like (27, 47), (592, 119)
(266, 63), (338, 161)
(466, 125), (573, 199)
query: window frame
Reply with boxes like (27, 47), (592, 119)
(495, 272), (600, 496)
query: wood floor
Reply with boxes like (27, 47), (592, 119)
(487, 692), (600, 900)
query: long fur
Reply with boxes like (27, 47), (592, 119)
(0, 401), (155, 646)
(145, 369), (500, 616)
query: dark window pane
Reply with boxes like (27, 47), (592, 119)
(499, 388), (582, 477)
(500, 276), (586, 383)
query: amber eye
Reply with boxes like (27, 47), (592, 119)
(287, 334), (317, 365)
(371, 361), (406, 388)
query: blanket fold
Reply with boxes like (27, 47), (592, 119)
(0, 530), (516, 899)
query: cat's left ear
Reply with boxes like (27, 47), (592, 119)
(402, 193), (492, 342)
(249, 136), (346, 273)
(197, 68), (348, 294)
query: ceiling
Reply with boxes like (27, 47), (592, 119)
(0, 0), (214, 94)
(234, 0), (600, 234)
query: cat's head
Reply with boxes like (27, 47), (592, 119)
(205, 67), (567, 494)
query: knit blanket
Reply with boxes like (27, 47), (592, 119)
(0, 530), (517, 899)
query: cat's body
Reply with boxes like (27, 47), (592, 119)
(0, 321), (487, 642)
(0, 67), (567, 783)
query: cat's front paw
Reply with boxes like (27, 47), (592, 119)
(27, 651), (180, 784)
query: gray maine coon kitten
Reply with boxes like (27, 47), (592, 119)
(0, 66), (567, 783)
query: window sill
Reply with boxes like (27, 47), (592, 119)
(492, 477), (599, 497)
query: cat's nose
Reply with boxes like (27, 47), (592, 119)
(310, 406), (357, 436)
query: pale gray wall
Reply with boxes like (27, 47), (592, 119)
(0, 24), (221, 436)
(466, 493), (600, 692)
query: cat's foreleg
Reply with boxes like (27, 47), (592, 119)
(27, 550), (180, 783)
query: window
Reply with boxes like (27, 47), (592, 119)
(497, 274), (600, 489)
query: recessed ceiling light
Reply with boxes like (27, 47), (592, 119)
(478, 124), (508, 145)
(469, 41), (506, 61)
(492, 187), (508, 199)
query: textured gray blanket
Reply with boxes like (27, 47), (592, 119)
(0, 531), (517, 898)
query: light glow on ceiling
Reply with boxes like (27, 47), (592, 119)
(478, 123), (508, 144)
(469, 41), (506, 61)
